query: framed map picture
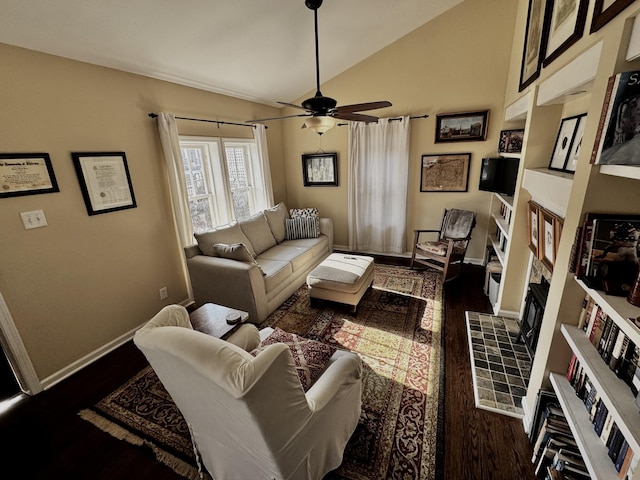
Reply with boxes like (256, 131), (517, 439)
(420, 153), (470, 192)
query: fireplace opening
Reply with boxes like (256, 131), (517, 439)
(517, 277), (550, 358)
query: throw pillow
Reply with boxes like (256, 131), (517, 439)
(263, 202), (289, 243)
(250, 327), (336, 392)
(194, 223), (254, 257)
(285, 217), (319, 240)
(213, 243), (260, 269)
(289, 207), (320, 237)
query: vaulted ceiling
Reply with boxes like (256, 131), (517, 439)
(0, 0), (463, 106)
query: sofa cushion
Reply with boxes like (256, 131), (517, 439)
(239, 212), (277, 256)
(281, 236), (329, 258)
(194, 223), (254, 257)
(257, 245), (314, 273)
(213, 243), (260, 268)
(256, 259), (293, 294)
(250, 327), (336, 391)
(285, 217), (319, 240)
(263, 202), (290, 243)
(290, 207), (321, 237)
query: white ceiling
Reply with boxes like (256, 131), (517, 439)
(0, 0), (462, 107)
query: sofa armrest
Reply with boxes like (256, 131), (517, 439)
(319, 217), (334, 253)
(184, 244), (202, 259)
(186, 254), (266, 324)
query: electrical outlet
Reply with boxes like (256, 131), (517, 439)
(20, 209), (48, 229)
(159, 287), (169, 300)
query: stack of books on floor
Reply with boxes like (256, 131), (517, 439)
(531, 403), (590, 479)
(566, 355), (635, 479)
(578, 293), (640, 397)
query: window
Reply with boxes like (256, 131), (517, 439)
(179, 137), (263, 233)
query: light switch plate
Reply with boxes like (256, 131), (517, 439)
(20, 209), (48, 229)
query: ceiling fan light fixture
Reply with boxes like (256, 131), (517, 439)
(303, 116), (336, 135)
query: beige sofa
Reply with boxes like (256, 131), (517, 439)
(185, 203), (333, 324)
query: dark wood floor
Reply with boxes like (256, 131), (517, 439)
(0, 262), (536, 479)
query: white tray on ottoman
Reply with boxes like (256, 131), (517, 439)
(306, 253), (375, 312)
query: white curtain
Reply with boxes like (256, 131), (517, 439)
(347, 117), (410, 253)
(253, 124), (275, 207)
(157, 112), (194, 299)
(157, 112), (193, 247)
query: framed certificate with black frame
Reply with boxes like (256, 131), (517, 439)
(72, 151), (137, 215)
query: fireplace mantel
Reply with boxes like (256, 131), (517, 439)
(521, 168), (573, 218)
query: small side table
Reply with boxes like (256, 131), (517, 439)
(189, 303), (249, 339)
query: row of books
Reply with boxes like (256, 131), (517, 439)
(498, 202), (512, 225)
(569, 212), (640, 296)
(566, 355), (635, 479)
(531, 403), (589, 479)
(579, 294), (640, 397)
(495, 224), (508, 253)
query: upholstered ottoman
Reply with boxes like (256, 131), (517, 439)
(306, 253), (375, 312)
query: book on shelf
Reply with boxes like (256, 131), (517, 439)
(588, 305), (608, 348)
(577, 294), (593, 331)
(568, 225), (583, 274)
(600, 318), (618, 363)
(618, 445), (634, 479)
(591, 70), (640, 166)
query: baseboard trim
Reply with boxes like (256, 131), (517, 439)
(40, 298), (192, 391)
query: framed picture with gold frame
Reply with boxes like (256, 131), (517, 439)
(540, 209), (563, 272)
(527, 201), (541, 257)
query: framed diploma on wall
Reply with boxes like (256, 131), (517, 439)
(72, 152), (137, 216)
(0, 153), (59, 198)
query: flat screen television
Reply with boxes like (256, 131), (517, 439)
(478, 157), (519, 196)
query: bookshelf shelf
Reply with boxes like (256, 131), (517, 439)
(488, 233), (505, 266)
(550, 372), (620, 480)
(561, 324), (640, 454)
(576, 279), (640, 348)
(491, 211), (509, 237)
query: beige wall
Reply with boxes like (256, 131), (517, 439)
(0, 43), (284, 380)
(1, 0), (519, 385)
(281, 0), (519, 260)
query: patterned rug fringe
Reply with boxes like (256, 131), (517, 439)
(78, 409), (206, 480)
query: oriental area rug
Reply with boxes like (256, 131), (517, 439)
(79, 264), (444, 480)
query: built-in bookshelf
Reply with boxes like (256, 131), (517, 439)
(488, 192), (513, 267)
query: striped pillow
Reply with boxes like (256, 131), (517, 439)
(285, 217), (319, 240)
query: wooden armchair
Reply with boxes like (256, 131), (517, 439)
(410, 208), (477, 282)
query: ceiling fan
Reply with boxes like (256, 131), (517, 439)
(247, 0), (392, 135)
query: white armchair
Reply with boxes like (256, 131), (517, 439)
(133, 305), (362, 480)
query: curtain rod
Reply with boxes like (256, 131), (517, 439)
(337, 114), (429, 126)
(148, 113), (260, 129)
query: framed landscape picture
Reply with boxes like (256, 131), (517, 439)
(420, 153), (470, 192)
(435, 111), (488, 143)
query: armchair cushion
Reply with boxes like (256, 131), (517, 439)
(251, 327), (336, 391)
(417, 240), (466, 256)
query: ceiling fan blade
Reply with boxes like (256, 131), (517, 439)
(277, 101), (311, 112)
(332, 112), (379, 123)
(332, 101), (392, 113)
(246, 113), (311, 123)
